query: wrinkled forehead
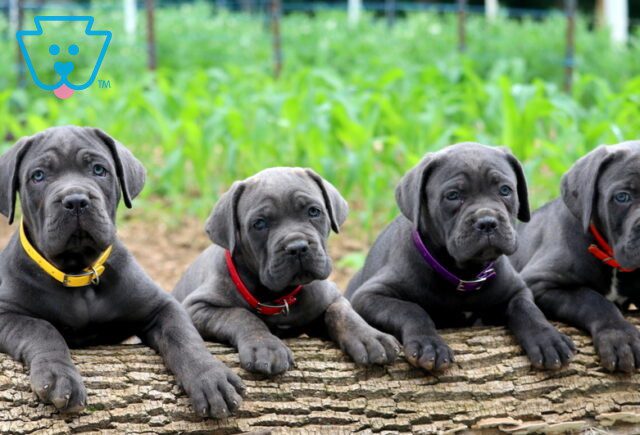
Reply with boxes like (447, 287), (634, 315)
(237, 170), (323, 215)
(21, 128), (111, 171)
(599, 151), (640, 190)
(430, 148), (514, 186)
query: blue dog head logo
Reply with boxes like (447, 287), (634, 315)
(17, 16), (111, 99)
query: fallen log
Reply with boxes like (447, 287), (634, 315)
(3, 316), (640, 434)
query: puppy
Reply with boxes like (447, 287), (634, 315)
(347, 143), (575, 372)
(173, 167), (399, 375)
(0, 126), (243, 418)
(511, 142), (640, 372)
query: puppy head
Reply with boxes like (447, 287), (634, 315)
(396, 143), (529, 267)
(561, 141), (640, 269)
(206, 167), (348, 292)
(0, 126), (145, 271)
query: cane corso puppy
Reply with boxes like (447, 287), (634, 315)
(346, 143), (575, 372)
(0, 126), (243, 417)
(511, 141), (640, 372)
(173, 167), (399, 376)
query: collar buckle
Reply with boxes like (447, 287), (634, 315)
(62, 268), (98, 287)
(457, 275), (490, 292)
(257, 300), (290, 316)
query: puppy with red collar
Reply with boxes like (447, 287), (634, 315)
(173, 167), (398, 375)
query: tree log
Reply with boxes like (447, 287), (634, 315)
(3, 317), (640, 434)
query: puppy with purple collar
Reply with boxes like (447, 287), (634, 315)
(346, 143), (575, 372)
(173, 167), (399, 375)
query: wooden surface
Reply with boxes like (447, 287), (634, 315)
(3, 318), (640, 434)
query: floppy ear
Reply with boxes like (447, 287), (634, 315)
(92, 128), (146, 208)
(0, 136), (35, 224)
(500, 148), (531, 222)
(395, 153), (439, 229)
(205, 181), (246, 251)
(561, 145), (614, 233)
(305, 169), (349, 233)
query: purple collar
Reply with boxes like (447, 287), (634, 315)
(411, 229), (496, 292)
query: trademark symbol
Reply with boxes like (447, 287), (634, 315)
(98, 79), (111, 89)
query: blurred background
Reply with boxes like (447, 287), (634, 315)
(0, 0), (639, 288)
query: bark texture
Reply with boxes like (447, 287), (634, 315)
(3, 317), (640, 434)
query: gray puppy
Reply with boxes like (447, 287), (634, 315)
(173, 167), (399, 375)
(0, 126), (243, 418)
(346, 143), (575, 372)
(511, 141), (640, 373)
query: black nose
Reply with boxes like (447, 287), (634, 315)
(285, 240), (309, 256)
(474, 216), (498, 234)
(62, 193), (90, 214)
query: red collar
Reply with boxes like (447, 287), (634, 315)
(225, 250), (303, 316)
(588, 224), (635, 272)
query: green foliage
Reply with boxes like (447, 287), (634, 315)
(1, 4), (639, 234)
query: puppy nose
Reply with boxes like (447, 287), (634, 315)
(474, 216), (498, 234)
(62, 193), (90, 213)
(285, 240), (309, 256)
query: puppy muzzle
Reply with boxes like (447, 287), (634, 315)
(262, 237), (331, 290)
(449, 208), (517, 264)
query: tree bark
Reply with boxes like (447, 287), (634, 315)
(3, 317), (640, 433)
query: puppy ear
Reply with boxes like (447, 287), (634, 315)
(561, 145), (614, 233)
(205, 181), (246, 251)
(92, 128), (146, 208)
(500, 148), (531, 222)
(395, 154), (438, 229)
(0, 136), (35, 224)
(305, 169), (349, 233)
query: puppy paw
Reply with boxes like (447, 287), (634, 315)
(238, 335), (294, 375)
(521, 327), (575, 370)
(183, 360), (245, 419)
(403, 334), (454, 372)
(594, 323), (640, 373)
(30, 359), (87, 413)
(338, 326), (400, 366)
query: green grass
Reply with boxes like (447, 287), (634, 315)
(1, 3), (640, 235)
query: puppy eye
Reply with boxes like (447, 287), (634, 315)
(31, 170), (45, 183)
(92, 164), (107, 177)
(499, 185), (513, 196)
(614, 192), (631, 203)
(308, 206), (322, 218)
(445, 191), (460, 201)
(253, 218), (268, 231)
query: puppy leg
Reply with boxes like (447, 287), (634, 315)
(536, 287), (640, 373)
(506, 293), (576, 370)
(186, 300), (294, 376)
(140, 299), (245, 419)
(0, 312), (86, 413)
(324, 297), (399, 366)
(351, 287), (454, 372)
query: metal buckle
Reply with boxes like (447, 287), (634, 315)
(456, 277), (487, 291)
(62, 268), (97, 287)
(90, 267), (100, 285)
(257, 300), (290, 316)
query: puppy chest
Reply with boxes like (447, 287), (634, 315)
(607, 270), (640, 310)
(52, 286), (119, 328)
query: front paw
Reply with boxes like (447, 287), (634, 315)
(403, 334), (454, 372)
(337, 326), (399, 366)
(594, 322), (640, 373)
(30, 359), (87, 413)
(238, 335), (294, 375)
(520, 327), (575, 370)
(183, 360), (245, 419)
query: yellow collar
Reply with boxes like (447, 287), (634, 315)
(19, 219), (113, 287)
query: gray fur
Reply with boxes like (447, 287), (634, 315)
(0, 126), (244, 417)
(174, 167), (399, 376)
